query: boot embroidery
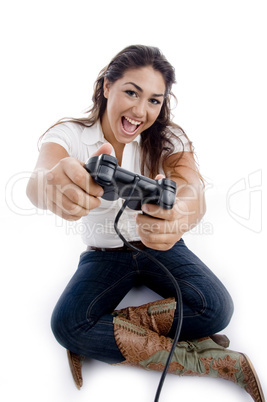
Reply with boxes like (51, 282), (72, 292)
(114, 298), (176, 336)
(183, 357), (213, 376)
(240, 354), (264, 399)
(113, 316), (172, 363)
(148, 301), (177, 315)
(212, 355), (238, 383)
(113, 316), (265, 401)
(147, 361), (184, 374)
(113, 318), (147, 336)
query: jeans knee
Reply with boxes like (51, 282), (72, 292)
(50, 304), (74, 350)
(212, 289), (234, 333)
(223, 292), (234, 326)
(50, 302), (99, 354)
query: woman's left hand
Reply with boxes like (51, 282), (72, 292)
(136, 197), (188, 251)
(136, 156), (206, 251)
(136, 172), (189, 250)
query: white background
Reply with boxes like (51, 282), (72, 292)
(1, 0), (266, 401)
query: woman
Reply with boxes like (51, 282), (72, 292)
(26, 45), (264, 401)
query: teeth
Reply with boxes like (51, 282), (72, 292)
(125, 116), (141, 126)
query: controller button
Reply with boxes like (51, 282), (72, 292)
(161, 190), (176, 208)
(98, 166), (114, 183)
(101, 154), (118, 166)
(162, 178), (177, 190)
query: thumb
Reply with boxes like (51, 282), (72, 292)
(92, 143), (113, 157)
(154, 173), (165, 180)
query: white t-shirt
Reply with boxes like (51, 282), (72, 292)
(41, 120), (191, 247)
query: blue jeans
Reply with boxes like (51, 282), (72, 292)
(51, 239), (234, 364)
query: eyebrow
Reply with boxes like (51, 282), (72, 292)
(123, 82), (164, 98)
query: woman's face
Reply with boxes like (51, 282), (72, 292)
(101, 66), (166, 147)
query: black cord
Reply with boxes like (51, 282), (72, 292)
(114, 175), (183, 402)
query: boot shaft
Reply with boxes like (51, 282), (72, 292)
(114, 297), (176, 336)
(113, 316), (265, 402)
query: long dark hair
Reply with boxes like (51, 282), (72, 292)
(42, 45), (195, 178)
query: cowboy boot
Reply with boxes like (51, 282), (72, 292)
(67, 350), (84, 390)
(67, 298), (229, 388)
(66, 297), (176, 389)
(114, 298), (230, 347)
(113, 297), (177, 335)
(113, 316), (265, 402)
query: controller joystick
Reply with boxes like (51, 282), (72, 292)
(84, 154), (177, 211)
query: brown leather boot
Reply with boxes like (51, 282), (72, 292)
(114, 297), (177, 335)
(67, 350), (84, 390)
(210, 333), (230, 348)
(66, 297), (177, 389)
(67, 298), (230, 389)
(113, 316), (265, 402)
(115, 298), (230, 348)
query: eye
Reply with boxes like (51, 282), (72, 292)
(125, 90), (138, 97)
(150, 98), (161, 105)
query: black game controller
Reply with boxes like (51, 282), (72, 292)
(84, 154), (177, 211)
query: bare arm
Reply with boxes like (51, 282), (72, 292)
(26, 142), (113, 221)
(164, 151), (206, 231)
(136, 152), (206, 250)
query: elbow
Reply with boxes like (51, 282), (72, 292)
(196, 188), (206, 223)
(200, 192), (207, 219)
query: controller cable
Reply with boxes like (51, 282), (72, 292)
(114, 175), (183, 402)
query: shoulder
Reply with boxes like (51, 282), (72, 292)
(43, 119), (103, 141)
(41, 120), (104, 158)
(42, 121), (85, 142)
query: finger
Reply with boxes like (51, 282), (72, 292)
(48, 187), (100, 218)
(136, 214), (165, 234)
(141, 203), (177, 221)
(59, 159), (102, 197)
(91, 143), (114, 157)
(139, 233), (177, 251)
(46, 175), (91, 210)
(47, 158), (90, 193)
(48, 200), (82, 221)
(49, 188), (90, 217)
(137, 215), (180, 238)
(64, 144), (113, 194)
(83, 143), (114, 194)
(59, 191), (94, 216)
(59, 181), (97, 210)
(154, 174), (165, 180)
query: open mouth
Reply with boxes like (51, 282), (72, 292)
(121, 116), (142, 136)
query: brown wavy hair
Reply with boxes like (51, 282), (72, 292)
(41, 45), (195, 178)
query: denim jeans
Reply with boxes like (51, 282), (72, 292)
(51, 239), (234, 364)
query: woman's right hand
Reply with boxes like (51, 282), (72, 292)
(35, 143), (113, 221)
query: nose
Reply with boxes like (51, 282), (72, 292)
(132, 99), (147, 119)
